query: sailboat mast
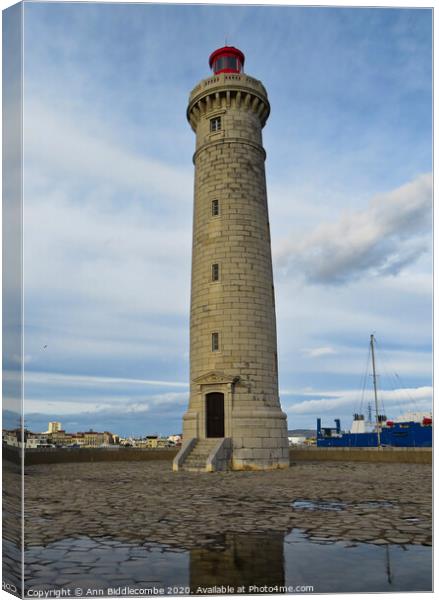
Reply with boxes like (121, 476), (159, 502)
(370, 334), (381, 447)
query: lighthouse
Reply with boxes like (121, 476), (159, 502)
(174, 46), (289, 471)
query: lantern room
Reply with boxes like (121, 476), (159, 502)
(209, 46), (245, 75)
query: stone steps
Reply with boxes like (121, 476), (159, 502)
(181, 439), (220, 472)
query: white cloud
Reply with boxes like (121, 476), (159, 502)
(285, 386), (432, 415)
(302, 346), (337, 358)
(22, 385), (189, 416)
(17, 370), (188, 389)
(274, 173), (432, 285)
(24, 399), (133, 416)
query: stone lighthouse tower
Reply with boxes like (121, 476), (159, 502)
(174, 46), (289, 472)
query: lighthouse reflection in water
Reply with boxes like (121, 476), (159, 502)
(189, 530), (431, 594)
(22, 528), (431, 594)
(190, 532), (285, 593)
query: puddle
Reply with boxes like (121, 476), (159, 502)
(357, 501), (395, 509)
(292, 498), (395, 511)
(17, 530), (432, 595)
(3, 539), (22, 592)
(292, 499), (346, 511)
(284, 529), (431, 593)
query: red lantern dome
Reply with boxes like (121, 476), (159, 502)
(209, 46), (245, 75)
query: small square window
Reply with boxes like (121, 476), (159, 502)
(212, 263), (219, 281)
(210, 117), (221, 132)
(212, 199), (219, 216)
(212, 332), (219, 352)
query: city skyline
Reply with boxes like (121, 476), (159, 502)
(3, 4), (432, 437)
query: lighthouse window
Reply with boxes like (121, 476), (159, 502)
(212, 263), (220, 281)
(212, 332), (219, 352)
(210, 117), (222, 132)
(214, 56), (240, 72)
(212, 199), (219, 216)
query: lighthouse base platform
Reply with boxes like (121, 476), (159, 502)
(175, 402), (290, 472)
(174, 415), (290, 472)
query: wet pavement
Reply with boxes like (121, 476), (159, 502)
(2, 459), (433, 595)
(22, 530), (432, 595)
(20, 460), (432, 549)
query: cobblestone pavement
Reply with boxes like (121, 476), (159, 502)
(18, 460), (431, 549)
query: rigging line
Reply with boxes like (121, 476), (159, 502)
(371, 336), (385, 417)
(352, 342), (372, 440)
(374, 338), (408, 416)
(389, 373), (408, 416)
(358, 344), (371, 417)
(392, 371), (416, 416)
(394, 372), (422, 412)
(375, 338), (422, 413)
(393, 370), (417, 403)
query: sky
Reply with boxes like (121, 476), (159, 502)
(3, 2), (433, 436)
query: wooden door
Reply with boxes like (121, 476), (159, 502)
(206, 392), (225, 438)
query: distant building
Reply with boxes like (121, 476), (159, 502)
(48, 430), (75, 446)
(288, 436), (306, 446)
(3, 429), (21, 447)
(77, 430), (115, 447)
(2, 429), (51, 448)
(119, 437), (134, 447)
(168, 434), (182, 446)
(47, 429), (116, 447)
(26, 432), (51, 448)
(117, 436), (172, 448)
(144, 435), (170, 449)
(48, 421), (62, 434)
